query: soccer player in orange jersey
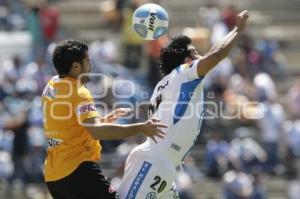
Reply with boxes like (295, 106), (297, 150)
(42, 40), (166, 199)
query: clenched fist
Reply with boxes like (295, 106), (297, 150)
(236, 10), (249, 32)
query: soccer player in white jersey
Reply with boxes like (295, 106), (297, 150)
(119, 10), (249, 199)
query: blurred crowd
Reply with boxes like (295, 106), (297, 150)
(0, 0), (300, 199)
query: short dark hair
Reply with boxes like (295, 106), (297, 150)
(159, 35), (192, 75)
(52, 40), (88, 76)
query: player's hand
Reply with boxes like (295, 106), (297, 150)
(141, 118), (167, 143)
(101, 108), (133, 123)
(236, 10), (249, 32)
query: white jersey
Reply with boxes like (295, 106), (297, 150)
(147, 59), (205, 166)
(118, 60), (206, 199)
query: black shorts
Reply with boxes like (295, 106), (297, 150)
(46, 161), (119, 199)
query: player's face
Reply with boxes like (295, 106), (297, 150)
(81, 52), (92, 73)
(80, 52), (92, 83)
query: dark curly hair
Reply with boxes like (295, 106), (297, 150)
(159, 35), (192, 75)
(52, 40), (88, 76)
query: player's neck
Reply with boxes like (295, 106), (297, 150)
(58, 74), (82, 85)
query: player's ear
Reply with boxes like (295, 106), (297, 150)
(70, 62), (81, 75)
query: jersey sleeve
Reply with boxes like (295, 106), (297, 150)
(184, 59), (201, 80)
(74, 87), (99, 124)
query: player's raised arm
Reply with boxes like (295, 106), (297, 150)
(83, 117), (166, 143)
(196, 10), (249, 77)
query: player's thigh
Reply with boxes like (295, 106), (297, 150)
(135, 164), (176, 199)
(69, 161), (119, 199)
(120, 159), (176, 199)
(46, 181), (68, 199)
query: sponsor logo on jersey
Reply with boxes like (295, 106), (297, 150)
(170, 143), (181, 152)
(76, 103), (97, 115)
(157, 81), (168, 91)
(43, 85), (57, 99)
(146, 192), (157, 199)
(126, 161), (152, 199)
(46, 138), (63, 149)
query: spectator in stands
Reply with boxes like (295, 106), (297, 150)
(197, 3), (220, 30)
(0, 102), (14, 183)
(27, 107), (45, 188)
(0, 0), (10, 30)
(26, 125), (45, 183)
(251, 170), (267, 199)
(4, 109), (29, 186)
(223, 166), (267, 199)
(254, 73), (285, 174)
(232, 48), (249, 77)
(25, 3), (44, 61)
(4, 0), (26, 31)
(121, 0), (145, 69)
(256, 38), (287, 78)
(210, 18), (228, 45)
(221, 5), (238, 31)
(198, 4), (229, 46)
(237, 34), (262, 77)
(205, 131), (230, 179)
(176, 171), (195, 199)
(222, 168), (254, 199)
(287, 79), (300, 119)
(182, 154), (203, 182)
(228, 73), (256, 101)
(284, 120), (300, 199)
(39, 0), (59, 47)
(0, 148), (13, 183)
(2, 55), (24, 82)
(229, 127), (267, 173)
(112, 0), (128, 32)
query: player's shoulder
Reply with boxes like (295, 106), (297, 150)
(76, 85), (93, 99)
(175, 60), (200, 72)
(174, 59), (202, 80)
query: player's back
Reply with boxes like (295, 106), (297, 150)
(42, 76), (101, 182)
(147, 60), (205, 166)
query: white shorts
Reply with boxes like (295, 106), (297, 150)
(118, 143), (179, 199)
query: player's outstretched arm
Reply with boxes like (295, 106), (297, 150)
(100, 108), (132, 123)
(196, 10), (249, 77)
(83, 117), (166, 142)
